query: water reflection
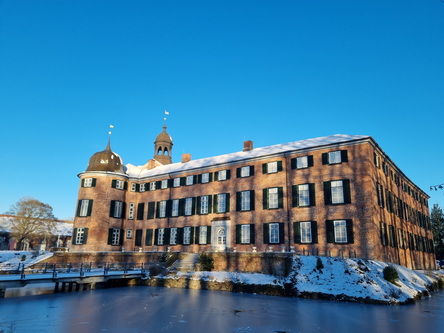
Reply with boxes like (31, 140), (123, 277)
(0, 287), (443, 333)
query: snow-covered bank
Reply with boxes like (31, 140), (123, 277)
(159, 256), (444, 305)
(0, 251), (53, 271)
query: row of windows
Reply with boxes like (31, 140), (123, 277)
(376, 183), (431, 230)
(72, 219), (354, 246)
(76, 180), (352, 218)
(374, 152), (428, 208)
(379, 221), (434, 253)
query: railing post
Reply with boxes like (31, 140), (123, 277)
(52, 264), (57, 278)
(80, 263), (84, 277)
(44, 262), (48, 274)
(20, 264), (26, 280)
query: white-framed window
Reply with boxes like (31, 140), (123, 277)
(173, 177), (181, 187)
(240, 166), (250, 177)
(116, 180), (125, 190)
(217, 193), (227, 213)
(269, 223), (280, 244)
(296, 156), (308, 169)
(111, 228), (121, 245)
(170, 228), (177, 245)
(334, 220), (348, 243)
(126, 229), (133, 239)
(201, 173), (210, 183)
(172, 199), (179, 217)
(183, 227), (191, 245)
(331, 180), (345, 204)
(79, 200), (91, 217)
(298, 184), (310, 207)
(130, 183), (137, 192)
(75, 227), (86, 244)
(158, 228), (164, 245)
(241, 224), (250, 244)
(199, 226), (208, 244)
(241, 191), (251, 211)
(300, 222), (312, 243)
(268, 188), (279, 209)
(185, 197), (193, 216)
(140, 183), (146, 192)
(267, 161), (278, 173)
(328, 151), (342, 164)
(158, 200), (167, 218)
(218, 170), (227, 181)
(200, 196), (209, 214)
(113, 201), (123, 218)
(150, 182), (156, 191)
(83, 178), (93, 187)
(161, 179), (168, 189)
(186, 175), (194, 185)
(128, 202), (135, 220)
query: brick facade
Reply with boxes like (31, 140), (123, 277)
(71, 131), (435, 270)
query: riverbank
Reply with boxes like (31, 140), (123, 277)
(147, 256), (444, 305)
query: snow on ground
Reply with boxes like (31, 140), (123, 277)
(0, 251), (53, 270)
(169, 256), (444, 304)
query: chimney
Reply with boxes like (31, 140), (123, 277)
(182, 153), (192, 163)
(243, 140), (253, 152)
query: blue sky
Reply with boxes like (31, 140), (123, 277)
(0, 0), (443, 220)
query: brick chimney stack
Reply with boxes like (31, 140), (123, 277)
(182, 153), (192, 163)
(243, 140), (253, 152)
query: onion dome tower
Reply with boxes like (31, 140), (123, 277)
(153, 124), (173, 165)
(86, 138), (124, 173)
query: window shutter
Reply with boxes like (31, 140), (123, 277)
(263, 223), (270, 244)
(292, 185), (298, 207)
(86, 200), (93, 216)
(167, 179), (173, 188)
(191, 197), (196, 215)
(278, 187), (284, 208)
(208, 195), (213, 213)
(147, 202), (155, 219)
(154, 229), (159, 245)
(290, 158), (296, 170)
(212, 195), (218, 213)
(250, 190), (255, 211)
(208, 173), (213, 182)
(198, 174), (202, 183)
(145, 229), (153, 246)
(294, 222), (301, 243)
(311, 221), (318, 243)
(307, 155), (314, 167)
(119, 229), (124, 245)
(309, 183), (316, 206)
(277, 161), (283, 172)
(341, 150), (348, 162)
(278, 223), (285, 244)
(343, 179), (351, 204)
(226, 193), (230, 212)
(112, 179), (117, 188)
(121, 202), (126, 219)
(135, 184), (140, 192)
(322, 153), (329, 165)
(326, 220), (334, 243)
(180, 177), (186, 186)
(155, 201), (160, 218)
(250, 166), (255, 176)
(137, 203), (144, 220)
(73, 228), (78, 243)
(109, 200), (116, 217)
(76, 201), (82, 217)
(236, 167), (241, 178)
(83, 228), (88, 244)
(262, 163), (268, 174)
(214, 172), (219, 181)
(164, 228), (171, 245)
(346, 219), (354, 244)
(206, 226), (212, 244)
(226, 170), (231, 180)
(190, 227), (196, 244)
(236, 192), (241, 212)
(263, 189), (268, 209)
(249, 224), (255, 244)
(324, 182), (332, 205)
(124, 182), (128, 190)
(197, 196), (202, 214)
(135, 229), (142, 247)
(107, 228), (113, 245)
(166, 200), (172, 217)
(235, 225), (241, 244)
(81, 179), (85, 187)
(177, 227), (184, 245)
(179, 198), (185, 216)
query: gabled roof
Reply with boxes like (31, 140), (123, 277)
(125, 134), (370, 179)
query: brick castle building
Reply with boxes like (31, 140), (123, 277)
(71, 126), (435, 270)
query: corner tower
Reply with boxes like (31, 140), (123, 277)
(153, 124), (173, 165)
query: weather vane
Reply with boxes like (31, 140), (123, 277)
(164, 110), (169, 125)
(109, 124), (114, 136)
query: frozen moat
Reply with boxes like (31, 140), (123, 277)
(0, 286), (443, 333)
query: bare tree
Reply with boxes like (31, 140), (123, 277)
(6, 197), (57, 250)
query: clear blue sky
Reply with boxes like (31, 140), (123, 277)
(0, 0), (443, 220)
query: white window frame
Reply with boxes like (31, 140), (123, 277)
(170, 228), (177, 245)
(140, 183), (146, 192)
(130, 183), (136, 192)
(171, 199), (179, 217)
(200, 195), (209, 214)
(159, 200), (167, 218)
(113, 201), (123, 218)
(158, 228), (164, 245)
(240, 166), (250, 177)
(150, 182), (156, 191)
(331, 180), (345, 204)
(183, 227), (191, 245)
(79, 200), (90, 217)
(83, 178), (93, 187)
(111, 228), (120, 245)
(185, 197), (193, 216)
(199, 226), (208, 244)
(240, 191), (251, 211)
(300, 222), (312, 243)
(173, 177), (181, 187)
(186, 175), (194, 185)
(334, 220), (347, 243)
(217, 193), (227, 213)
(298, 184), (310, 207)
(75, 227), (85, 244)
(126, 229), (133, 239)
(328, 151), (342, 164)
(269, 223), (280, 244)
(201, 173), (210, 183)
(218, 170), (227, 181)
(128, 202), (135, 220)
(116, 180), (125, 190)
(267, 161), (278, 173)
(268, 188), (279, 209)
(296, 156), (308, 169)
(241, 224), (250, 244)
(161, 179), (168, 189)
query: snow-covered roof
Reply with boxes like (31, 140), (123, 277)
(126, 134), (370, 179)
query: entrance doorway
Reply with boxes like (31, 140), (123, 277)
(211, 220), (230, 251)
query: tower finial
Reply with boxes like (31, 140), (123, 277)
(163, 110), (169, 126)
(106, 125), (114, 150)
